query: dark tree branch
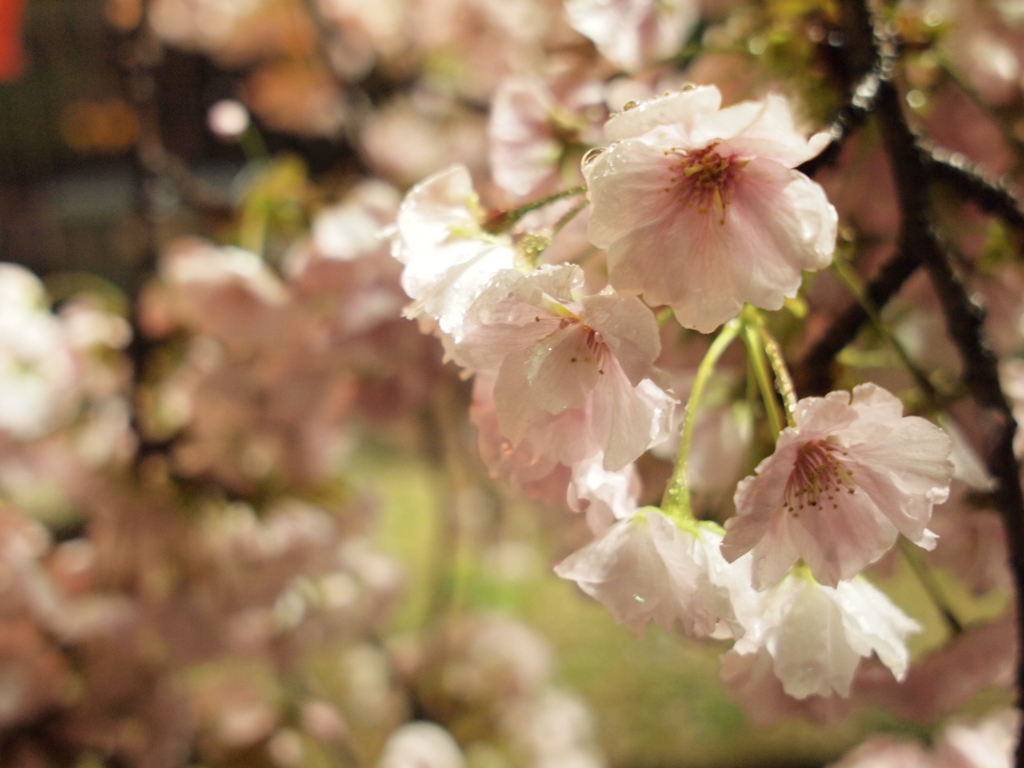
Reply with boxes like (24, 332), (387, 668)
(923, 143), (1024, 235)
(797, 56), (895, 178)
(849, 4), (1024, 760)
(796, 248), (919, 396)
(796, 9), (1024, 394)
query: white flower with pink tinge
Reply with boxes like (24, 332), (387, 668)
(722, 383), (954, 589)
(391, 164), (517, 341)
(566, 0), (698, 73)
(455, 264), (674, 471)
(554, 508), (746, 639)
(567, 452), (643, 535)
(489, 77), (564, 198)
(584, 85), (837, 333)
(730, 572), (920, 699)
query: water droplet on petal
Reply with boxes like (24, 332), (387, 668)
(581, 147), (606, 168)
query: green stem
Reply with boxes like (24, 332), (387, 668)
(661, 318), (742, 520)
(551, 198), (589, 236)
(899, 537), (964, 636)
(753, 318), (797, 426)
(483, 186), (587, 233)
(742, 318), (784, 439)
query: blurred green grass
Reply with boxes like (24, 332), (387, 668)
(356, 449), (1012, 768)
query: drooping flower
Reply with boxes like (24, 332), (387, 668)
(565, 0), (698, 73)
(469, 374), (641, 529)
(567, 452), (642, 535)
(469, 373), (570, 502)
(584, 85), (837, 333)
(455, 264), (673, 471)
(391, 164), (517, 341)
(722, 383), (954, 589)
(729, 571), (920, 699)
(554, 508), (746, 638)
(719, 646), (852, 726)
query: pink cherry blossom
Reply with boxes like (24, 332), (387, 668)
(855, 612), (1015, 724)
(937, 709), (1019, 768)
(488, 77), (564, 198)
(827, 736), (935, 768)
(730, 572), (920, 699)
(377, 721), (466, 768)
(391, 164), (517, 340)
(456, 264), (674, 471)
(469, 373), (571, 502)
(722, 383), (954, 589)
(828, 710), (1020, 768)
(927, 487), (1011, 596)
(719, 647), (852, 726)
(565, 0), (699, 72)
(567, 452), (642, 535)
(584, 85), (837, 332)
(469, 374), (640, 527)
(554, 508), (744, 638)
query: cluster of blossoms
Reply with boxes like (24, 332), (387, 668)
(0, 245), (607, 768)
(390, 79), (963, 705)
(6, 0), (1024, 764)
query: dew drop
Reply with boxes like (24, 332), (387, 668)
(581, 147), (606, 168)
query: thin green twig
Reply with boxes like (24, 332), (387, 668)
(661, 319), (742, 520)
(742, 317), (785, 439)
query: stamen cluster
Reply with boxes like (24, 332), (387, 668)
(666, 143), (743, 223)
(723, 384), (953, 589)
(783, 440), (854, 515)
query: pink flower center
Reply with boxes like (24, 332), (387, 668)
(665, 143), (744, 224)
(784, 440), (855, 515)
(553, 318), (609, 374)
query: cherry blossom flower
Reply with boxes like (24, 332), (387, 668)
(927, 488), (1010, 596)
(0, 265), (77, 440)
(722, 383), (954, 589)
(554, 508), (745, 638)
(826, 736), (934, 768)
(455, 264), (673, 470)
(730, 572), (920, 699)
(567, 453), (642, 534)
(469, 374), (570, 501)
(719, 646), (852, 726)
(938, 709), (1020, 768)
(489, 77), (564, 198)
(440, 616), (553, 704)
(377, 721), (466, 768)
(565, 0), (699, 72)
(502, 689), (604, 768)
(584, 85), (837, 332)
(828, 709), (1020, 768)
(154, 238), (289, 351)
(857, 613), (1016, 724)
(391, 164), (517, 341)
